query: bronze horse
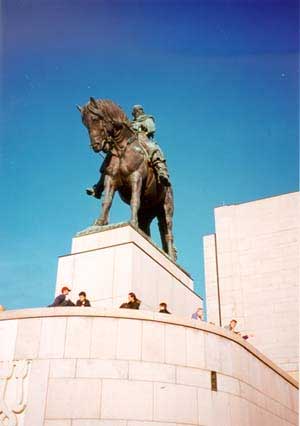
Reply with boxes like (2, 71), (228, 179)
(77, 98), (176, 261)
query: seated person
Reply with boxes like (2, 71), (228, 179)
(158, 302), (171, 314)
(76, 291), (91, 307)
(120, 292), (141, 310)
(48, 286), (75, 307)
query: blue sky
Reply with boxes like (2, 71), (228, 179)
(0, 0), (299, 309)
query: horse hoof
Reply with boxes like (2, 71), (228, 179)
(94, 219), (108, 226)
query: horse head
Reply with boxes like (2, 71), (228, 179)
(77, 98), (130, 153)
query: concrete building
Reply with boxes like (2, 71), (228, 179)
(203, 192), (299, 379)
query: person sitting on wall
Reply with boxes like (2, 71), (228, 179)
(119, 292), (141, 309)
(191, 307), (204, 320)
(158, 302), (171, 314)
(224, 319), (254, 340)
(48, 286), (75, 307)
(76, 291), (91, 307)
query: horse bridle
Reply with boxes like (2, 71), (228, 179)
(87, 102), (137, 157)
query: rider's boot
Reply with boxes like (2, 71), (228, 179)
(86, 176), (105, 199)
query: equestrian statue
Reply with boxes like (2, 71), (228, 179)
(77, 97), (176, 261)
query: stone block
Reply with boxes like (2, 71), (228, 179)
(64, 317), (92, 358)
(15, 318), (41, 359)
(211, 391), (231, 426)
(101, 379), (153, 420)
(90, 317), (118, 359)
(176, 365), (210, 389)
(44, 421), (71, 426)
(141, 321), (165, 363)
(229, 395), (250, 426)
(204, 332), (221, 372)
(116, 318), (142, 360)
(0, 319), (17, 361)
(112, 244), (133, 298)
(154, 382), (198, 424)
(39, 317), (67, 358)
(46, 378), (101, 419)
(77, 359), (128, 379)
(215, 373), (240, 396)
(24, 360), (50, 426)
(129, 360), (175, 383)
(165, 324), (186, 365)
(186, 328), (205, 368)
(49, 359), (76, 378)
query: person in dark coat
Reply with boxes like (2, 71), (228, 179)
(158, 302), (171, 314)
(48, 286), (75, 307)
(120, 292), (141, 309)
(76, 291), (91, 307)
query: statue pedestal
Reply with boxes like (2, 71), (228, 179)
(55, 223), (203, 316)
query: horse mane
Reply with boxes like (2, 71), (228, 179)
(85, 98), (129, 123)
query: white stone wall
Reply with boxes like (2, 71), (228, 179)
(0, 308), (298, 426)
(203, 192), (299, 377)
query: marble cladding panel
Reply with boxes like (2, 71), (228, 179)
(71, 225), (130, 253)
(129, 360), (175, 383)
(46, 378), (102, 419)
(116, 318), (142, 360)
(15, 318), (41, 359)
(64, 317), (93, 358)
(101, 379), (153, 420)
(0, 319), (18, 361)
(24, 359), (50, 426)
(90, 318), (119, 359)
(55, 255), (75, 296)
(154, 382), (198, 424)
(74, 249), (115, 303)
(112, 244), (133, 298)
(77, 359), (128, 379)
(131, 245), (159, 310)
(39, 317), (67, 359)
(141, 320), (165, 363)
(165, 324), (186, 365)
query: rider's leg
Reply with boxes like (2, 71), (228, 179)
(149, 143), (171, 186)
(86, 173), (105, 199)
(86, 154), (111, 199)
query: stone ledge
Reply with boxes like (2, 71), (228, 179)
(0, 307), (298, 388)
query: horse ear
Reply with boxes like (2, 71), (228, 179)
(90, 97), (98, 108)
(76, 105), (82, 113)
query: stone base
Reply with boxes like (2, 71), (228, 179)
(0, 308), (298, 425)
(55, 223), (202, 316)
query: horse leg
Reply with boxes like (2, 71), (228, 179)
(129, 172), (142, 227)
(158, 187), (176, 261)
(94, 176), (115, 226)
(138, 210), (152, 237)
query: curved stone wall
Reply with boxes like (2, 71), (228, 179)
(0, 308), (298, 426)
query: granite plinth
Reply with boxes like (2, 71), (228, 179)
(55, 223), (202, 316)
